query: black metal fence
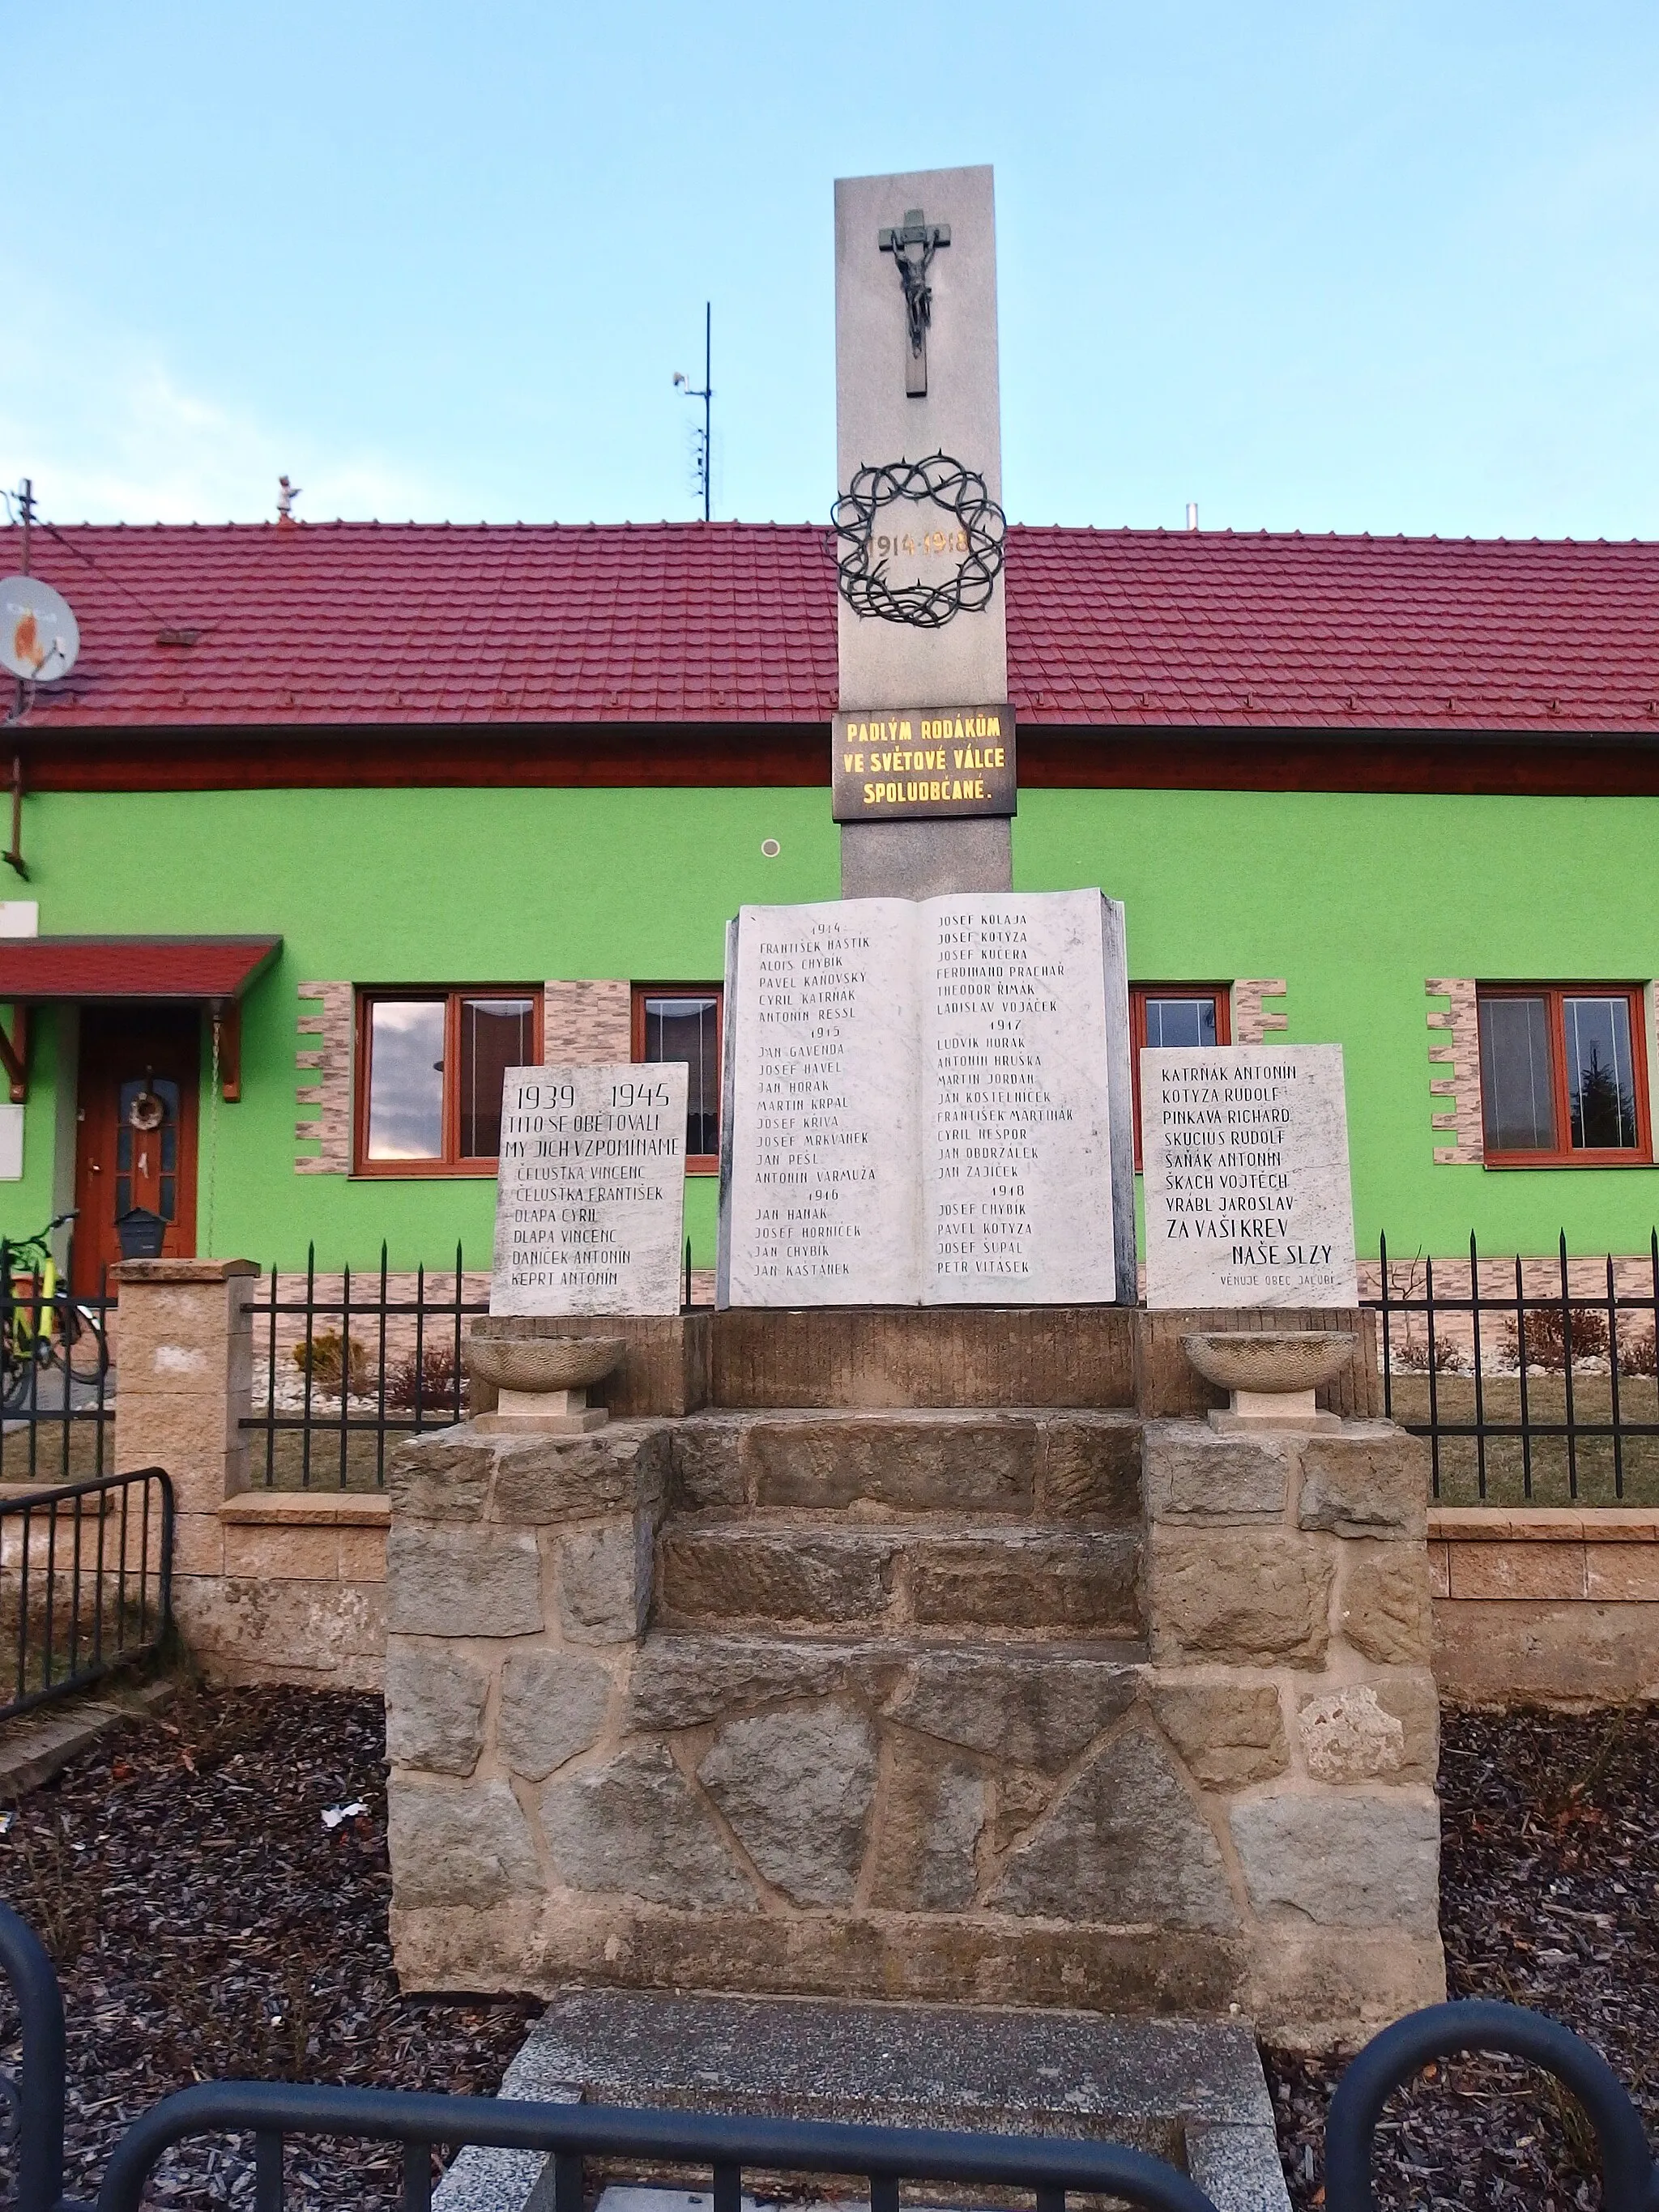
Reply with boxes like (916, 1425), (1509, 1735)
(0, 1259), (114, 1489)
(1, 1902), (1656, 2212)
(1367, 1230), (1659, 1504)
(241, 1240), (698, 1491)
(242, 1245), (486, 1492)
(0, 1469), (173, 1722)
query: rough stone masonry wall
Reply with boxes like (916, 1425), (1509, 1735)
(384, 1413), (1444, 2047)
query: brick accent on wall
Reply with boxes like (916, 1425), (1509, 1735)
(1230, 978), (1287, 1044)
(1426, 978), (1483, 1165)
(543, 978), (631, 1062)
(296, 981), (353, 1174)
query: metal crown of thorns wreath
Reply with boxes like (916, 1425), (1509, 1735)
(831, 452), (1007, 629)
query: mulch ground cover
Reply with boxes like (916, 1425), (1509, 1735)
(0, 1685), (537, 2210)
(1265, 1703), (1659, 2210)
(2, 1690), (1657, 2211)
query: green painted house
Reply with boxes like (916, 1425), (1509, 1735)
(4, 515), (1657, 1292)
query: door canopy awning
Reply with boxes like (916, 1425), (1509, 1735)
(0, 936), (282, 1005)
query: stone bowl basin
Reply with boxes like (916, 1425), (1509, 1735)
(464, 1337), (625, 1394)
(1181, 1331), (1356, 1396)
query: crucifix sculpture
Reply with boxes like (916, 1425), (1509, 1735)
(879, 207), (950, 397)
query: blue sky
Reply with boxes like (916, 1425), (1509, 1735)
(3, 2), (1657, 538)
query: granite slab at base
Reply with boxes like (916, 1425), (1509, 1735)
(463, 1988), (1287, 2212)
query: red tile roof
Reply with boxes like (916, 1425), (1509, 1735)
(6, 519), (1659, 736)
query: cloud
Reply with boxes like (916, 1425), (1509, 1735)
(0, 275), (436, 526)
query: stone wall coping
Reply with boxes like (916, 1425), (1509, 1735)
(112, 1257), (262, 1284)
(1430, 1506), (1659, 1543)
(220, 1491), (390, 1528)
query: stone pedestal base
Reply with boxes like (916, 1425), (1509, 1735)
(474, 1383), (609, 1434)
(1210, 1389), (1342, 1434)
(383, 1399), (1443, 2045)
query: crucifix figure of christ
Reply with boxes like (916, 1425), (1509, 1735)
(879, 207), (950, 397)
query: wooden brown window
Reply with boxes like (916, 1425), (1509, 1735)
(633, 985), (723, 1172)
(356, 989), (542, 1174)
(1477, 985), (1652, 1166)
(1130, 984), (1232, 1168)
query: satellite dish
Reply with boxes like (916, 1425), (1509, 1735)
(0, 577), (79, 683)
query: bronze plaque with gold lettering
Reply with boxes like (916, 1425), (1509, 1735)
(831, 703), (1016, 822)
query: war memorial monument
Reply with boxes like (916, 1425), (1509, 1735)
(381, 167), (1440, 2202)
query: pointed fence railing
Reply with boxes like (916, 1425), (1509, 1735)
(1366, 1229), (1659, 1503)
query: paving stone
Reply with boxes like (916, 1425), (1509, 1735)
(557, 1519), (648, 1644)
(747, 1417), (1038, 1512)
(993, 1715), (1240, 1930)
(386, 1526), (544, 1639)
(1151, 1679), (1289, 1788)
(384, 1644), (490, 1775)
(659, 1528), (901, 1626)
(1144, 1425), (1293, 1523)
(887, 1649), (1142, 1771)
(1297, 1685), (1406, 1782)
(493, 1429), (664, 1525)
(1038, 1416), (1144, 1522)
(1341, 1545), (1433, 1664)
(910, 1530), (1141, 1634)
(1371, 1668), (1440, 1780)
(388, 1779), (542, 1907)
(387, 1432), (493, 1521)
(869, 1737), (986, 1910)
(1229, 1788), (1439, 1932)
(628, 1634), (903, 1732)
(667, 1421), (748, 1510)
(1150, 1528), (1333, 1666)
(697, 1698), (879, 1906)
(1298, 1428), (1429, 1540)
(497, 1650), (613, 1779)
(539, 1743), (753, 1907)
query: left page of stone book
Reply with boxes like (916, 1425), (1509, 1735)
(721, 898), (923, 1306)
(490, 1062), (688, 1315)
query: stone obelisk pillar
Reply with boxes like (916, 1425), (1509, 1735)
(834, 165), (1013, 899)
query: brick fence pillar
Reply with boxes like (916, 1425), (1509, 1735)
(112, 1258), (259, 1581)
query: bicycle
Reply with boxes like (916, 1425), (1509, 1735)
(0, 1209), (109, 1414)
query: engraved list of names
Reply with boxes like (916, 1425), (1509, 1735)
(1141, 1043), (1358, 1310)
(490, 1062), (687, 1316)
(719, 892), (1123, 1307)
(922, 893), (1117, 1303)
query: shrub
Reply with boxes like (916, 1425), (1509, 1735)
(291, 1329), (369, 1394)
(1501, 1306), (1611, 1372)
(1391, 1331), (1463, 1374)
(386, 1337), (467, 1414)
(1615, 1323), (1658, 1378)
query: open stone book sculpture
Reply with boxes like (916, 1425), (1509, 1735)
(718, 889), (1134, 1308)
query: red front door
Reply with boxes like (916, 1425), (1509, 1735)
(73, 1008), (200, 1294)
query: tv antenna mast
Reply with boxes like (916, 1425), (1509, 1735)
(673, 304), (714, 522)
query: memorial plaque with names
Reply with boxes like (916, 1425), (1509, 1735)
(1141, 1044), (1358, 1310)
(831, 703), (1016, 822)
(490, 1063), (687, 1316)
(717, 889), (1135, 1308)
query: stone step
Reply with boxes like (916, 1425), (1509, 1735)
(666, 1409), (1141, 1524)
(626, 1631), (1148, 1752)
(655, 1521), (1142, 1639)
(486, 1985), (1287, 2212)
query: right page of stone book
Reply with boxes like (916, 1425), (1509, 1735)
(720, 897), (923, 1306)
(918, 890), (1120, 1305)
